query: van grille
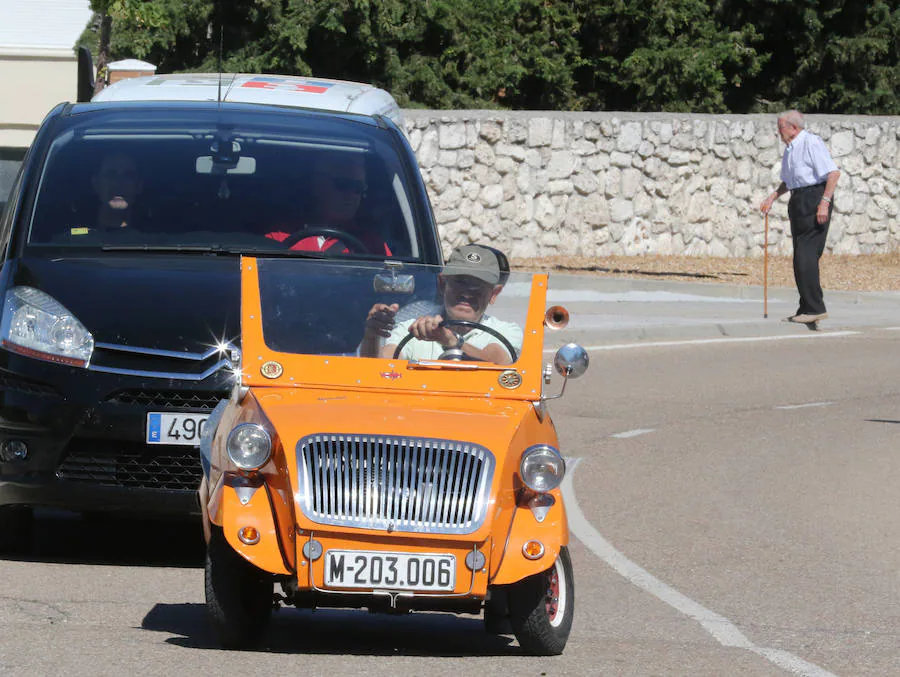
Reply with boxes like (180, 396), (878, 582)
(106, 389), (225, 410)
(297, 435), (495, 535)
(57, 440), (201, 491)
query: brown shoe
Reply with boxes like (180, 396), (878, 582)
(782, 314), (798, 323)
(792, 313), (827, 323)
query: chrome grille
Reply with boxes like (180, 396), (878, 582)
(297, 434), (495, 535)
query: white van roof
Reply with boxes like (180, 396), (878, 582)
(92, 73), (405, 129)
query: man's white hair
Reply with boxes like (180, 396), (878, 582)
(778, 110), (805, 129)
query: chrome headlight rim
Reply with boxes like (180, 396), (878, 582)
(519, 444), (566, 493)
(226, 423), (272, 471)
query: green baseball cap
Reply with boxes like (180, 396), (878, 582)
(442, 244), (502, 285)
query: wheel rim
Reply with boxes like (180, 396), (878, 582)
(546, 556), (567, 628)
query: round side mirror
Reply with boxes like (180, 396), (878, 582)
(553, 343), (589, 379)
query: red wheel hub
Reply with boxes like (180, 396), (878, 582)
(545, 565), (560, 621)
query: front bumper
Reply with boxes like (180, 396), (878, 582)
(0, 352), (232, 514)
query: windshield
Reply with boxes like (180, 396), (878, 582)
(256, 259), (531, 366)
(27, 107), (425, 260)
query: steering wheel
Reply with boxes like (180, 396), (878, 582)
(393, 319), (518, 362)
(280, 226), (369, 253)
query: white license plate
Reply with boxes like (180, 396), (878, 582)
(146, 412), (209, 446)
(324, 550), (455, 591)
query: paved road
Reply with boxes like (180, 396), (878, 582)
(2, 277), (899, 676)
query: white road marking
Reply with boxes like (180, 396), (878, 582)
(775, 402), (834, 410)
(563, 457), (838, 677)
(611, 428), (655, 439)
(543, 331), (859, 354)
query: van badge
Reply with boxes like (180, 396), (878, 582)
(380, 370), (401, 380)
(260, 361), (283, 379)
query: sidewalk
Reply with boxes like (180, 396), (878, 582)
(545, 273), (900, 345)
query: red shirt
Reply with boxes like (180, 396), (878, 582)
(265, 230), (392, 256)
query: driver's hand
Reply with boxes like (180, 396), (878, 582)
(408, 314), (457, 348)
(365, 303), (399, 338)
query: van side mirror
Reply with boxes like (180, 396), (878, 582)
(77, 47), (95, 102)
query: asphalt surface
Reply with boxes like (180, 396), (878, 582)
(544, 273), (900, 346)
(3, 275), (900, 676)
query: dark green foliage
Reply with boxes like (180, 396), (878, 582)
(75, 0), (900, 114)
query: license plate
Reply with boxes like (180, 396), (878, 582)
(146, 412), (209, 446)
(324, 550), (455, 591)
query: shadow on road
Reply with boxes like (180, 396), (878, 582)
(4, 509), (205, 568)
(143, 603), (519, 656)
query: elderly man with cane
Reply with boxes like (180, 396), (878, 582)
(760, 110), (840, 325)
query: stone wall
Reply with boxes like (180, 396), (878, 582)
(403, 111), (900, 258)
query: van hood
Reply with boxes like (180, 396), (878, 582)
(15, 254), (241, 352)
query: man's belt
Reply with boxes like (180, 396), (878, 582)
(790, 182), (826, 195)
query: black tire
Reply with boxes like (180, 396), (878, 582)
(507, 546), (574, 655)
(204, 526), (273, 649)
(0, 506), (33, 556)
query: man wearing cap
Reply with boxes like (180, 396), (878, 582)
(361, 244), (522, 363)
(759, 109), (840, 325)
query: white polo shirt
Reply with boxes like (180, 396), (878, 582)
(780, 129), (839, 190)
(387, 314), (524, 361)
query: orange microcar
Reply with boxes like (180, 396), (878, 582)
(199, 256), (589, 655)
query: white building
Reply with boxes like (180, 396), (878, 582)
(0, 0), (92, 198)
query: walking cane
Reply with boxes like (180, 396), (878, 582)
(763, 212), (769, 318)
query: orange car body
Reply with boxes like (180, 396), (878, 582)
(201, 257), (569, 611)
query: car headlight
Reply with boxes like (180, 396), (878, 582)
(520, 445), (565, 492)
(0, 286), (94, 367)
(226, 423), (272, 471)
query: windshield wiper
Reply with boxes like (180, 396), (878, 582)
(101, 244), (230, 253)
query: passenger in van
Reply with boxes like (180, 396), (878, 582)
(265, 152), (392, 256)
(360, 244), (522, 363)
(91, 153), (144, 230)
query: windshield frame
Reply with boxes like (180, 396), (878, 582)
(18, 103), (440, 265)
(239, 256), (549, 400)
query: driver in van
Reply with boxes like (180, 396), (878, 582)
(91, 152), (143, 230)
(360, 244), (522, 363)
(265, 151), (392, 256)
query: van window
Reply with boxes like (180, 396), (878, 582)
(27, 109), (422, 260)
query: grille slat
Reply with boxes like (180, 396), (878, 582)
(106, 389), (224, 410)
(298, 434), (494, 534)
(57, 440), (201, 491)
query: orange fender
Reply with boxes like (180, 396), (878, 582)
(216, 475), (294, 575)
(490, 490), (568, 585)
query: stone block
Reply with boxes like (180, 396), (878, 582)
(616, 122), (643, 152)
(548, 150), (577, 179)
(830, 130), (854, 157)
(439, 123), (467, 150)
(609, 198), (634, 223)
(507, 119), (528, 143)
(528, 118), (553, 147)
(478, 121), (503, 144)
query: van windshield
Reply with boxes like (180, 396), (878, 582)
(27, 108), (424, 260)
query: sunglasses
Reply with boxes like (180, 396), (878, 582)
(331, 176), (367, 195)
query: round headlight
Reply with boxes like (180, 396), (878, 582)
(520, 445), (565, 492)
(226, 423), (272, 471)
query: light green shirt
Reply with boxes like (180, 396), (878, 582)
(388, 313), (523, 361)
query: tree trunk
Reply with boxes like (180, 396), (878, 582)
(94, 12), (112, 96)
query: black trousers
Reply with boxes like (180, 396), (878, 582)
(787, 183), (831, 316)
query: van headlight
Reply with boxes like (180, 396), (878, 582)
(226, 423), (272, 471)
(519, 445), (565, 492)
(0, 286), (94, 367)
